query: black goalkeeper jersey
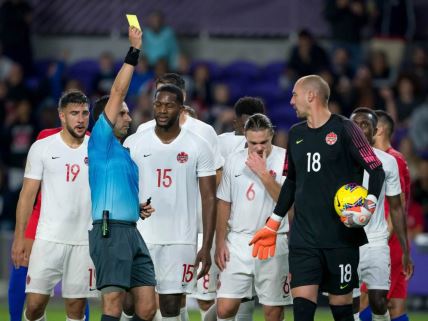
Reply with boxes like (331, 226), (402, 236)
(274, 114), (385, 248)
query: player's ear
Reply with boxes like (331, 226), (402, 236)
(306, 90), (314, 103)
(373, 126), (378, 137)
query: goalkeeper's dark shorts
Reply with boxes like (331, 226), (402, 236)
(89, 220), (155, 291)
(289, 247), (359, 295)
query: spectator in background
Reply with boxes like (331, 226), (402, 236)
(412, 157), (428, 232)
(191, 63), (213, 111)
(350, 65), (383, 112)
(368, 49), (395, 88)
(130, 93), (153, 133)
(0, 0), (33, 75)
(5, 63), (30, 101)
(176, 54), (195, 99)
(383, 72), (423, 126)
(92, 51), (116, 97)
(331, 47), (354, 80)
(286, 29), (330, 83)
(210, 83), (232, 130)
(324, 0), (368, 67)
(143, 10), (179, 70)
(128, 56), (154, 101)
(0, 80), (7, 132)
(0, 45), (13, 81)
(402, 46), (428, 94)
(409, 104), (428, 154)
(0, 162), (18, 229)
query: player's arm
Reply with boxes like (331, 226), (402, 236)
(344, 120), (385, 207)
(11, 178), (41, 267)
(103, 26), (142, 125)
(197, 175), (216, 278)
(387, 194), (413, 279)
(215, 199), (231, 271)
(246, 151), (281, 201)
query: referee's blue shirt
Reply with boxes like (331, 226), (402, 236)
(88, 113), (139, 222)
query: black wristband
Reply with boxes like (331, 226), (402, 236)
(124, 47), (140, 66)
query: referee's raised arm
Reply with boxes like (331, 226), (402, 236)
(103, 26), (142, 125)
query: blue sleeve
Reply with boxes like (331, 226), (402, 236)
(88, 113), (115, 153)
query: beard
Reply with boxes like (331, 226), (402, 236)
(65, 123), (86, 139)
(155, 114), (179, 130)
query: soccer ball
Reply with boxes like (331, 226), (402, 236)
(334, 183), (368, 217)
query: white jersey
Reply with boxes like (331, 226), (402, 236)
(217, 145), (289, 234)
(124, 127), (216, 244)
(24, 133), (91, 245)
(137, 117), (224, 169)
(362, 148), (401, 244)
(218, 131), (246, 161)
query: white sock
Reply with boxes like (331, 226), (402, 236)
(354, 312), (361, 321)
(372, 311), (391, 321)
(66, 317), (85, 321)
(24, 310), (47, 321)
(203, 303), (217, 321)
(235, 300), (255, 321)
(180, 307), (189, 321)
(153, 309), (163, 321)
(120, 311), (134, 321)
(162, 316), (181, 321)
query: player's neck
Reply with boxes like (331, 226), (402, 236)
(155, 124), (181, 144)
(307, 108), (331, 129)
(60, 130), (84, 148)
(179, 113), (187, 126)
(373, 138), (391, 152)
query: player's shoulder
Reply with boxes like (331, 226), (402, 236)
(33, 132), (59, 146)
(374, 147), (397, 169)
(185, 118), (217, 140)
(36, 127), (61, 140)
(271, 145), (286, 157)
(224, 148), (246, 167)
(387, 148), (407, 165)
(136, 119), (156, 133)
(218, 131), (235, 139)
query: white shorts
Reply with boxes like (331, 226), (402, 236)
(217, 232), (292, 306)
(26, 239), (97, 298)
(188, 234), (218, 301)
(358, 243), (391, 290)
(147, 243), (197, 294)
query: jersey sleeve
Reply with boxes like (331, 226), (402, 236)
(196, 139), (216, 177)
(89, 113), (115, 153)
(24, 141), (44, 180)
(216, 157), (232, 202)
(385, 156), (402, 197)
(207, 128), (224, 170)
(343, 120), (385, 199)
(273, 135), (296, 217)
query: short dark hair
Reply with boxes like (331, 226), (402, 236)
(155, 73), (186, 90)
(58, 90), (89, 110)
(155, 84), (184, 105)
(234, 97), (265, 117)
(352, 107), (378, 128)
(244, 113), (274, 136)
(375, 110), (395, 138)
(92, 95), (110, 122)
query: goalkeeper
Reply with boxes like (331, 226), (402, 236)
(249, 75), (385, 321)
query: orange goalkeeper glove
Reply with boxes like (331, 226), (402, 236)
(249, 214), (282, 260)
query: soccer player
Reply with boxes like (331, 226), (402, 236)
(136, 73), (223, 321)
(249, 75), (386, 321)
(351, 109), (413, 321)
(124, 84), (217, 321)
(88, 26), (156, 321)
(11, 90), (95, 321)
(217, 97), (266, 161)
(216, 113), (291, 321)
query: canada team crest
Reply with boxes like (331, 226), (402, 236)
(177, 152), (188, 163)
(325, 132), (337, 145)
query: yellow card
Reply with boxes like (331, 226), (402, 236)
(126, 14), (141, 31)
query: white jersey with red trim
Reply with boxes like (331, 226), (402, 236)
(124, 127), (216, 244)
(362, 148), (401, 244)
(218, 131), (246, 161)
(24, 133), (91, 245)
(217, 145), (288, 234)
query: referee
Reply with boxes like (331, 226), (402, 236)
(88, 26), (156, 321)
(250, 75), (385, 321)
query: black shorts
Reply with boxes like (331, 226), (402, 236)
(89, 220), (156, 291)
(289, 247), (359, 295)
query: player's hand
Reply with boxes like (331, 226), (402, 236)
(215, 241), (230, 271)
(129, 26), (142, 50)
(341, 195), (377, 228)
(249, 215), (281, 260)
(245, 151), (267, 178)
(195, 245), (211, 279)
(139, 201), (155, 220)
(11, 236), (26, 268)
(402, 253), (414, 280)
